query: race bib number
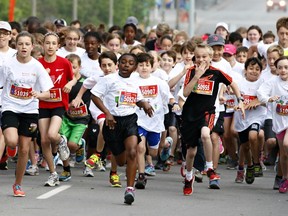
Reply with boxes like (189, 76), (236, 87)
(243, 95), (257, 105)
(44, 88), (62, 102)
(67, 104), (89, 118)
(10, 84), (32, 100)
(193, 79), (214, 95)
(139, 85), (158, 98)
(119, 91), (137, 106)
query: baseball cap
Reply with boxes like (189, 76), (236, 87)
(125, 16), (138, 26)
(224, 44), (236, 55)
(0, 21), (12, 32)
(54, 19), (67, 27)
(215, 22), (229, 32)
(207, 34), (225, 46)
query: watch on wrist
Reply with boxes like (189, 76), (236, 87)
(237, 96), (244, 103)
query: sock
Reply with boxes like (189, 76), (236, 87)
(186, 170), (193, 181)
(63, 166), (70, 172)
(52, 152), (57, 157)
(138, 173), (145, 179)
(110, 170), (117, 176)
(206, 161), (213, 170)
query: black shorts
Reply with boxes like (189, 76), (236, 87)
(102, 113), (141, 156)
(164, 105), (178, 129)
(238, 123), (260, 144)
(39, 107), (65, 119)
(212, 111), (225, 135)
(264, 119), (276, 141)
(1, 111), (38, 138)
(181, 111), (215, 148)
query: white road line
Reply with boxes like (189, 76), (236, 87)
(37, 185), (71, 199)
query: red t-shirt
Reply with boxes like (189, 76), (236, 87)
(38, 56), (73, 110)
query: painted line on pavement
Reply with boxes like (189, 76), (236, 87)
(36, 185), (71, 199)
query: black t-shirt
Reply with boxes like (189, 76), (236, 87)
(182, 66), (232, 122)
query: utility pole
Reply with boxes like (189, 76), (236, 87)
(109, 0), (114, 27)
(175, 0), (180, 30)
(188, 0), (195, 37)
(73, 0), (78, 20)
(31, 0), (37, 16)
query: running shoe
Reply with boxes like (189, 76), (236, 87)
(59, 171), (71, 182)
(209, 179), (220, 189)
(6, 146), (18, 158)
(162, 163), (171, 172)
(83, 166), (94, 177)
(53, 153), (60, 168)
(245, 166), (255, 184)
(226, 159), (238, 170)
(97, 159), (106, 172)
(25, 165), (39, 176)
(180, 163), (186, 178)
(218, 137), (224, 154)
(194, 169), (203, 183)
(84, 153), (100, 169)
(13, 184), (25, 197)
(160, 137), (173, 161)
(165, 155), (175, 166)
(183, 176), (195, 196)
(44, 172), (60, 187)
(124, 187), (135, 205)
(69, 155), (76, 168)
(0, 161), (8, 170)
(110, 173), (122, 187)
(135, 175), (147, 189)
(235, 170), (244, 183)
(76, 138), (85, 163)
(273, 175), (282, 190)
(58, 135), (70, 161)
(254, 164), (263, 177)
(154, 160), (164, 170)
(144, 164), (156, 176)
(279, 179), (288, 193)
(207, 168), (220, 180)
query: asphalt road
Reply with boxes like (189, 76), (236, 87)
(1, 160), (287, 216)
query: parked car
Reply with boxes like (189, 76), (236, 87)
(266, 0), (287, 12)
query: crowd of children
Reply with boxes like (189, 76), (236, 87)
(0, 14), (288, 205)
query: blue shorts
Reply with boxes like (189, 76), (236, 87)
(138, 126), (160, 149)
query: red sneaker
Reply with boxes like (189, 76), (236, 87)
(6, 146), (18, 158)
(183, 176), (194, 196)
(13, 184), (25, 197)
(207, 168), (220, 180)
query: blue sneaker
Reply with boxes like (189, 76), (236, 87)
(160, 137), (173, 161)
(76, 138), (86, 163)
(53, 153), (60, 168)
(209, 179), (220, 189)
(145, 164), (156, 176)
(26, 160), (32, 170)
(59, 171), (71, 182)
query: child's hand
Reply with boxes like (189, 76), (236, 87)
(234, 101), (245, 119)
(195, 62), (207, 78)
(105, 113), (117, 130)
(219, 95), (226, 105)
(71, 97), (83, 108)
(63, 83), (73, 93)
(268, 95), (280, 102)
(143, 102), (154, 117)
(245, 99), (261, 110)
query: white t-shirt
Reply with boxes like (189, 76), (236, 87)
(0, 47), (17, 66)
(0, 56), (53, 113)
(168, 61), (185, 101)
(232, 61), (244, 77)
(258, 41), (288, 59)
(151, 68), (168, 82)
(243, 38), (262, 49)
(135, 74), (169, 133)
(234, 77), (266, 132)
(80, 52), (103, 78)
(91, 73), (144, 116)
(257, 76), (288, 133)
(122, 40), (142, 50)
(56, 46), (85, 58)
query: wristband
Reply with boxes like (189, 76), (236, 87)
(172, 102), (178, 106)
(237, 96), (244, 103)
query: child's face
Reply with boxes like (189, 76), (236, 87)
(124, 26), (136, 42)
(215, 26), (228, 39)
(71, 59), (81, 76)
(263, 37), (274, 44)
(223, 53), (234, 63)
(100, 58), (117, 75)
(277, 26), (288, 48)
(44, 35), (58, 56)
(236, 51), (247, 64)
(173, 35), (186, 45)
(247, 29), (261, 44)
(65, 31), (79, 50)
(137, 60), (152, 78)
(118, 55), (137, 78)
(175, 52), (183, 63)
(160, 38), (172, 51)
(130, 48), (143, 55)
(194, 47), (211, 68)
(84, 36), (99, 56)
(16, 36), (34, 59)
(32, 51), (43, 60)
(0, 30), (11, 48)
(276, 59), (288, 81)
(106, 38), (121, 53)
(267, 51), (281, 73)
(211, 45), (224, 62)
(160, 53), (174, 73)
(181, 48), (194, 65)
(245, 63), (261, 82)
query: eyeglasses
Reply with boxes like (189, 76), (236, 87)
(0, 32), (10, 37)
(66, 37), (79, 41)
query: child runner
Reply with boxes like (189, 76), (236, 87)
(181, 43), (244, 195)
(257, 56), (288, 193)
(90, 53), (153, 204)
(38, 32), (76, 187)
(0, 31), (53, 196)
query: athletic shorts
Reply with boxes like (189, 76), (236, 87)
(164, 105), (178, 129)
(264, 119), (276, 141)
(59, 116), (87, 145)
(276, 129), (288, 141)
(238, 123), (260, 144)
(138, 126), (160, 149)
(39, 107), (65, 119)
(212, 111), (225, 135)
(87, 123), (99, 149)
(181, 111), (215, 148)
(1, 111), (38, 138)
(102, 113), (141, 156)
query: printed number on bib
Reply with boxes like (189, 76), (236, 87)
(193, 79), (214, 95)
(10, 84), (32, 100)
(119, 91), (137, 106)
(67, 104), (89, 118)
(243, 95), (257, 105)
(139, 85), (158, 98)
(44, 88), (62, 102)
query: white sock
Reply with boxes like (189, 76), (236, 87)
(206, 161), (213, 170)
(186, 170), (194, 181)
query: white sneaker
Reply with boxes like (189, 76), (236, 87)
(83, 166), (94, 177)
(44, 172), (60, 187)
(97, 160), (106, 172)
(58, 135), (70, 161)
(25, 165), (39, 176)
(69, 155), (76, 168)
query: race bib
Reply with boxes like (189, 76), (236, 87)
(10, 84), (32, 100)
(67, 104), (89, 118)
(44, 88), (62, 102)
(193, 79), (214, 95)
(225, 95), (236, 113)
(119, 91), (137, 106)
(139, 85), (158, 98)
(276, 96), (288, 116)
(243, 95), (257, 105)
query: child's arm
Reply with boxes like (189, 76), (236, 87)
(71, 85), (88, 108)
(219, 84), (227, 105)
(31, 90), (51, 100)
(63, 76), (77, 93)
(168, 64), (192, 89)
(229, 81), (245, 119)
(136, 100), (154, 117)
